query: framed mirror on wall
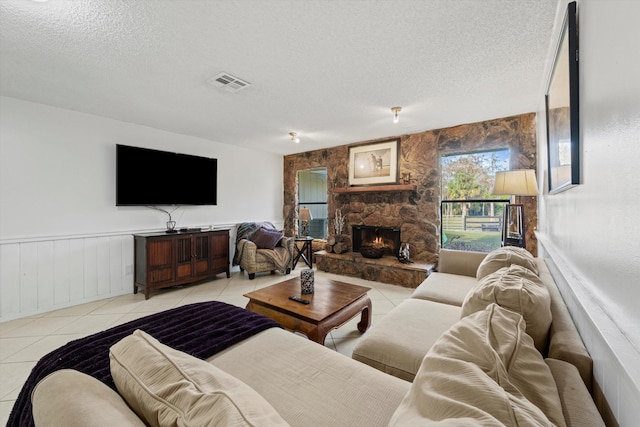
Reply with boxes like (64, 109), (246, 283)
(545, 1), (580, 194)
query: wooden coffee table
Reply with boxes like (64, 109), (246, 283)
(243, 276), (372, 344)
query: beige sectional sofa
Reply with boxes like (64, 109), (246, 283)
(30, 247), (605, 426)
(352, 247), (603, 426)
(32, 328), (411, 427)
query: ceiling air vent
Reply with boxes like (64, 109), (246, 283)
(207, 72), (251, 93)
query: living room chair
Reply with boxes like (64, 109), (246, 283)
(233, 222), (294, 280)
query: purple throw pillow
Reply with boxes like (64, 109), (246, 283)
(248, 227), (284, 249)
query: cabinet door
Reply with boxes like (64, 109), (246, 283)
(210, 230), (229, 272)
(175, 236), (193, 280)
(147, 238), (175, 284)
(193, 234), (212, 276)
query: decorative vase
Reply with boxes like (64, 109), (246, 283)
(300, 269), (314, 294)
(398, 242), (412, 264)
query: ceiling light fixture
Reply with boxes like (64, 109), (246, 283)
(289, 132), (300, 143)
(391, 107), (402, 124)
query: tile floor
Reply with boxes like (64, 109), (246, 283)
(0, 267), (413, 425)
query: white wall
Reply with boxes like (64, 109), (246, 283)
(0, 96), (284, 320)
(537, 1), (640, 425)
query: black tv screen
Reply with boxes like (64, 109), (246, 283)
(116, 144), (217, 206)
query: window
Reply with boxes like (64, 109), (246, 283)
(298, 168), (328, 238)
(441, 150), (509, 252)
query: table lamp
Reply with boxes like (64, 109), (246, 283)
(299, 207), (313, 237)
(492, 169), (538, 248)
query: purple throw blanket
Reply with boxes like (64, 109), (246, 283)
(8, 301), (279, 427)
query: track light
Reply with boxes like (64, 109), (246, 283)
(289, 132), (300, 143)
(391, 107), (402, 124)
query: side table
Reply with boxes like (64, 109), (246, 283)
(293, 237), (314, 269)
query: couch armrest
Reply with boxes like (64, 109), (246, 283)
(32, 369), (146, 427)
(545, 359), (604, 427)
(238, 238), (257, 258)
(437, 249), (487, 277)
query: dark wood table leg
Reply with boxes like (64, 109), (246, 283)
(357, 299), (372, 333)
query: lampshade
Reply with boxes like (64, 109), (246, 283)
(299, 207), (313, 221)
(492, 170), (538, 196)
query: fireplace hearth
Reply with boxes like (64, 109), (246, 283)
(352, 225), (400, 258)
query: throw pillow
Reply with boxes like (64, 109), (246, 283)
(110, 329), (290, 427)
(462, 264), (551, 352)
(248, 226), (284, 249)
(476, 246), (538, 280)
(388, 304), (566, 427)
(32, 369), (147, 427)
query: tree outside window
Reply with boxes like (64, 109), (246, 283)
(441, 150), (509, 252)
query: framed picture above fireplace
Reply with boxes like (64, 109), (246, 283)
(348, 138), (400, 186)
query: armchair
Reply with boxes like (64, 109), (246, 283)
(233, 222), (294, 280)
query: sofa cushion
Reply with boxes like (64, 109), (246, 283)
(32, 369), (147, 427)
(389, 304), (566, 427)
(109, 329), (289, 427)
(410, 272), (478, 306)
(437, 249), (488, 277)
(351, 298), (461, 381)
(462, 264), (551, 352)
(476, 246), (538, 280)
(248, 226), (284, 249)
(209, 328), (410, 427)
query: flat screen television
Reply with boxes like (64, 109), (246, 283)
(116, 144), (217, 206)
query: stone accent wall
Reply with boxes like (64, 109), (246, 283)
(283, 113), (538, 263)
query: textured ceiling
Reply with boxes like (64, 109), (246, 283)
(0, 0), (559, 155)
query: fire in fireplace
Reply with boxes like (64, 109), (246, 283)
(352, 225), (400, 258)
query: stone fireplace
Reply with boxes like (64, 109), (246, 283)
(352, 225), (400, 258)
(283, 112), (539, 272)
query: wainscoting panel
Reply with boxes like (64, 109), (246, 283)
(97, 236), (111, 296)
(19, 242), (38, 313)
(0, 233), (136, 322)
(68, 238), (85, 302)
(83, 237), (99, 300)
(0, 244), (21, 318)
(36, 240), (55, 312)
(53, 239), (70, 305)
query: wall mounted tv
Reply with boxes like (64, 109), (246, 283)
(116, 144), (217, 206)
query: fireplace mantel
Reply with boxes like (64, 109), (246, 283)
(334, 184), (415, 194)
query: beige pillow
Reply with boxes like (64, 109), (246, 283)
(462, 264), (551, 352)
(389, 304), (566, 427)
(32, 369), (147, 427)
(476, 246), (538, 280)
(109, 329), (290, 427)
